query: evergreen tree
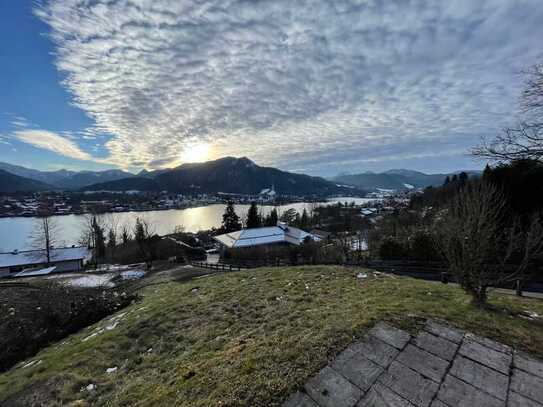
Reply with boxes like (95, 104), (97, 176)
(91, 216), (106, 259)
(443, 176), (451, 185)
(222, 201), (241, 232)
(265, 207), (279, 226)
(107, 228), (117, 259)
(458, 172), (468, 187)
(300, 208), (309, 229)
(246, 202), (261, 228)
(482, 164), (492, 179)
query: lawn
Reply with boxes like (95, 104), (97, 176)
(1, 266), (543, 406)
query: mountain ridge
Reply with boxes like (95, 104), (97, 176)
(81, 157), (361, 196)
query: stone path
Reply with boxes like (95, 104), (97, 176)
(283, 320), (543, 407)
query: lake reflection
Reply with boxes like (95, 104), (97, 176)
(0, 198), (377, 251)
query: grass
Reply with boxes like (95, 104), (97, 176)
(1, 265), (543, 406)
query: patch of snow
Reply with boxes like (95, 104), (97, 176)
(105, 321), (118, 331)
(120, 270), (146, 280)
(22, 360), (39, 368)
(82, 329), (104, 342)
(86, 384), (96, 391)
(403, 183), (415, 189)
(67, 274), (114, 288)
(106, 367), (117, 374)
(357, 273), (368, 279)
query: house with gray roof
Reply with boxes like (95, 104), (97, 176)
(0, 246), (91, 277)
(213, 222), (320, 250)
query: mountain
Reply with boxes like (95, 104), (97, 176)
(83, 157), (362, 196)
(54, 170), (134, 189)
(0, 162), (133, 189)
(82, 177), (162, 192)
(0, 162), (75, 185)
(333, 169), (481, 190)
(0, 169), (54, 193)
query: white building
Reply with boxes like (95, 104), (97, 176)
(0, 246), (91, 277)
(214, 222), (320, 250)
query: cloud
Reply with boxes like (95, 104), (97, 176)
(34, 0), (543, 173)
(13, 129), (92, 161)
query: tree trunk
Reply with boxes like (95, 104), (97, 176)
(470, 286), (488, 308)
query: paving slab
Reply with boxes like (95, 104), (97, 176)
(370, 322), (411, 349)
(356, 382), (414, 407)
(357, 334), (400, 368)
(513, 352), (543, 378)
(331, 351), (383, 391)
(510, 368), (543, 404)
(437, 374), (504, 407)
(413, 331), (459, 361)
(425, 320), (464, 344)
(507, 391), (543, 407)
(282, 320), (543, 407)
(378, 361), (439, 407)
(464, 333), (512, 354)
(458, 339), (512, 374)
(449, 355), (508, 401)
(396, 344), (449, 383)
(283, 391), (319, 407)
(304, 366), (363, 407)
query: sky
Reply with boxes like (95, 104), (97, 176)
(1, 1), (542, 177)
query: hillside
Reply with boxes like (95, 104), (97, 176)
(1, 266), (542, 406)
(0, 169), (54, 193)
(84, 157), (360, 196)
(333, 169), (481, 190)
(0, 162), (133, 190)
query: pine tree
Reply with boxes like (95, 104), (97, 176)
(222, 201), (241, 232)
(458, 172), (468, 187)
(265, 207), (279, 226)
(300, 208), (309, 229)
(91, 216), (106, 259)
(246, 202), (261, 228)
(107, 229), (117, 259)
(443, 176), (451, 185)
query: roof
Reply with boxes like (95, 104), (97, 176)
(13, 266), (57, 278)
(213, 224), (320, 249)
(0, 247), (91, 269)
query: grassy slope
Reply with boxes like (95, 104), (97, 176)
(1, 266), (543, 406)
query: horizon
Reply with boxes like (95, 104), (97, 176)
(0, 155), (483, 178)
(2, 1), (543, 176)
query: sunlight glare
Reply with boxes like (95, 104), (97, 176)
(181, 142), (210, 163)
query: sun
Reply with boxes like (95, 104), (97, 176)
(181, 142), (210, 163)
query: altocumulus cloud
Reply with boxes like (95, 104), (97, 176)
(34, 0), (543, 173)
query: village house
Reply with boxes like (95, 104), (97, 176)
(0, 246), (91, 277)
(213, 222), (320, 253)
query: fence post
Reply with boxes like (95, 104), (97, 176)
(516, 279), (523, 296)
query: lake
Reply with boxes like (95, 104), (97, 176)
(0, 197), (377, 251)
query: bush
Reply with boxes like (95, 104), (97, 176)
(408, 231), (441, 261)
(378, 238), (406, 260)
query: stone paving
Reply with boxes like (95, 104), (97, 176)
(283, 320), (543, 407)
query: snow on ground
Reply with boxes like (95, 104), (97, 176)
(67, 274), (115, 288)
(120, 270), (146, 280)
(403, 183), (415, 189)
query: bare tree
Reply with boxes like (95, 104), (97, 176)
(474, 63), (543, 161)
(134, 217), (159, 269)
(29, 214), (60, 265)
(436, 181), (543, 307)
